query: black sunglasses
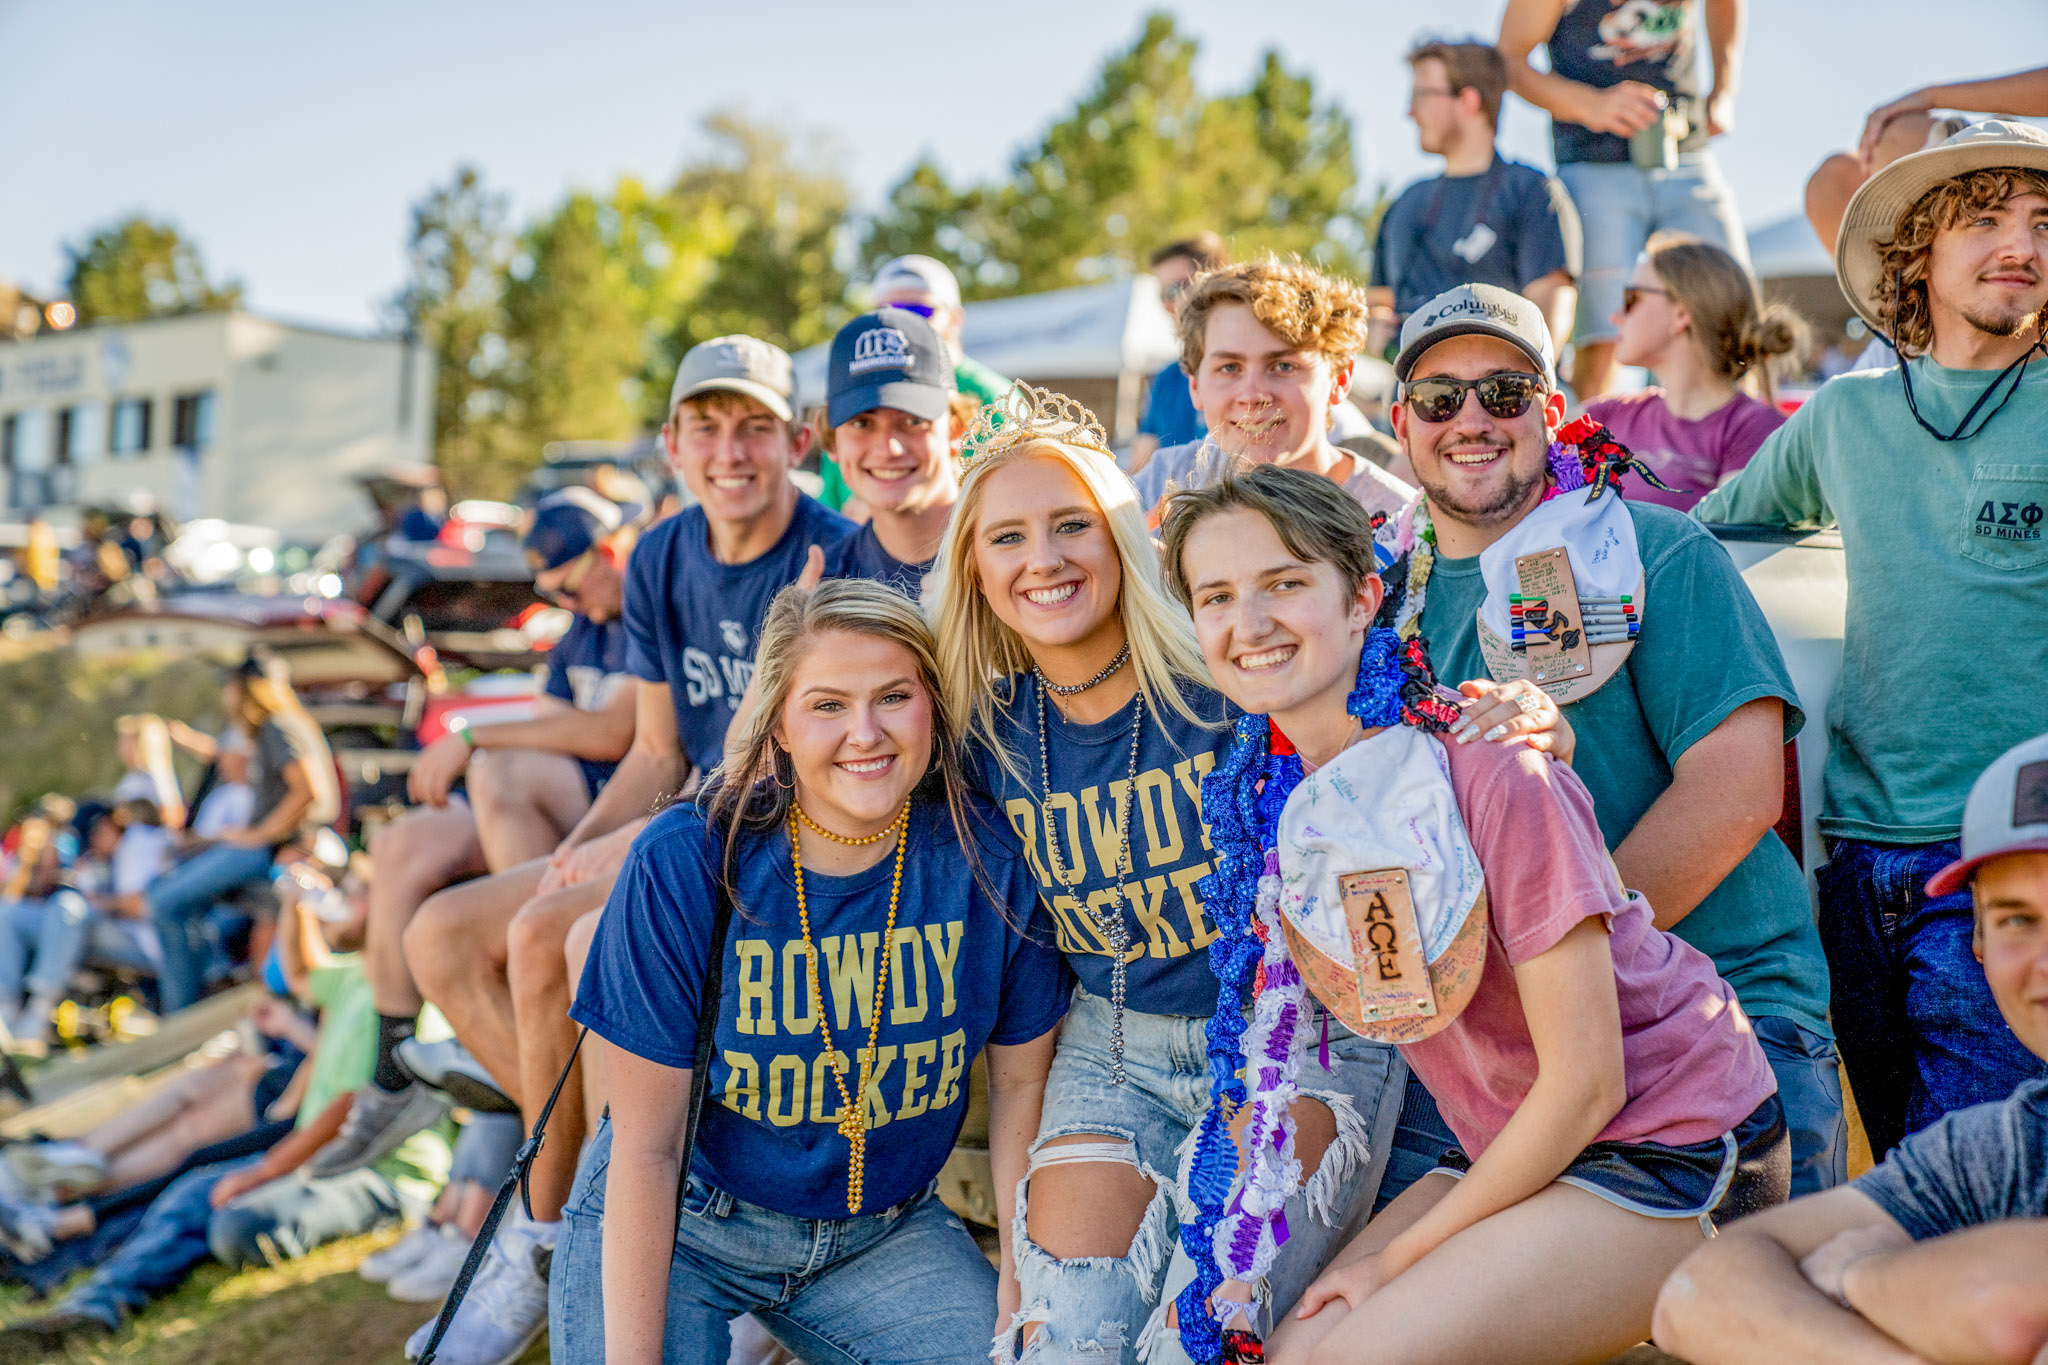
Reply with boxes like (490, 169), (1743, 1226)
(1401, 372), (1546, 424)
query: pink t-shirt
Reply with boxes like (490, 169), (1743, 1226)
(1584, 389), (1786, 514)
(1398, 737), (1775, 1155)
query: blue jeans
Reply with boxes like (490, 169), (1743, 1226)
(1753, 1014), (1848, 1197)
(1817, 837), (2048, 1158)
(60, 1158), (410, 1326)
(550, 1117), (998, 1365)
(1555, 152), (1748, 345)
(147, 843), (274, 1012)
(0, 891), (158, 1004)
(1011, 987), (1414, 1365)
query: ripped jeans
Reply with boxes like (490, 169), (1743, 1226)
(1006, 986), (1410, 1365)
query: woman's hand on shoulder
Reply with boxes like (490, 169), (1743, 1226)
(1449, 680), (1574, 766)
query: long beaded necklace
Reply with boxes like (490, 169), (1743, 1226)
(790, 798), (911, 1214)
(1033, 646), (1142, 1085)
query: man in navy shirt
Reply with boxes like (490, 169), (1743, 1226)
(312, 489), (638, 1175)
(1370, 38), (1580, 359)
(1124, 233), (1227, 479)
(820, 309), (973, 597)
(380, 336), (849, 1365)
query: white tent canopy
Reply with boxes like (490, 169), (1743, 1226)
(793, 276), (1179, 410)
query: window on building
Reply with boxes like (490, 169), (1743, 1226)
(110, 398), (152, 456)
(171, 390), (215, 451)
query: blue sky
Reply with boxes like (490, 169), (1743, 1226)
(4, 0), (2044, 331)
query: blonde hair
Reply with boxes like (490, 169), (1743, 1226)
(1646, 233), (1807, 402)
(925, 437), (1214, 783)
(1875, 168), (2048, 357)
(1177, 256), (1370, 376)
(705, 578), (987, 912)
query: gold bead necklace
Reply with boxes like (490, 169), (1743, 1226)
(796, 802), (898, 846)
(790, 799), (911, 1214)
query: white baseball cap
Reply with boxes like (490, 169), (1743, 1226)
(872, 254), (962, 311)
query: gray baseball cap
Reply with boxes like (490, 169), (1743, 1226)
(1393, 283), (1557, 387)
(1927, 732), (2048, 896)
(667, 335), (795, 422)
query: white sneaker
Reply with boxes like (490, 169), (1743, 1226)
(388, 1223), (477, 1304)
(6, 1141), (107, 1203)
(359, 1222), (443, 1286)
(403, 1215), (553, 1365)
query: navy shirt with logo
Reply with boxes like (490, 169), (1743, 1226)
(971, 674), (1232, 1018)
(1372, 156), (1582, 318)
(622, 495), (852, 775)
(573, 797), (1069, 1219)
(542, 612), (632, 795)
(824, 522), (931, 599)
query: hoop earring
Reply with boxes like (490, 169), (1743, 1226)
(772, 746), (795, 790)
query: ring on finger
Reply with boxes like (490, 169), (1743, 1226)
(1513, 690), (1544, 715)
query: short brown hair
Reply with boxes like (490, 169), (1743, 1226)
(1406, 38), (1508, 127)
(1150, 233), (1230, 273)
(817, 391), (978, 454)
(1178, 257), (1370, 376)
(1876, 168), (2048, 357)
(665, 388), (788, 433)
(1161, 463), (1379, 606)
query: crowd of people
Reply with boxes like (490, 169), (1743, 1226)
(0, 8), (2043, 1365)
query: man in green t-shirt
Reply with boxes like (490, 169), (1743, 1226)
(1695, 121), (2048, 1159)
(1389, 282), (1842, 1194)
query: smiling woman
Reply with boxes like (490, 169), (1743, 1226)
(550, 577), (1068, 1365)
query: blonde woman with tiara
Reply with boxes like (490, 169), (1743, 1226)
(930, 387), (1443, 1365)
(1589, 232), (1809, 513)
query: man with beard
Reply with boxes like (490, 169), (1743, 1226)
(1697, 122), (2048, 1158)
(1391, 282), (1842, 1195)
(1136, 256), (1415, 523)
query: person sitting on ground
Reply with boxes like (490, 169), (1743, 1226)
(147, 656), (336, 1014)
(543, 578), (1066, 1365)
(1370, 38), (1580, 358)
(382, 337), (849, 1365)
(0, 800), (167, 1049)
(320, 488), (640, 1174)
(1126, 233), (1229, 476)
(1587, 233), (1805, 512)
(1135, 257), (1417, 521)
(818, 309), (976, 597)
(0, 853), (450, 1357)
(1161, 463), (1788, 1365)
(1652, 731), (2048, 1365)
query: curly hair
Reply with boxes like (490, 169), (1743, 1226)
(1875, 168), (2048, 356)
(1176, 256), (1370, 376)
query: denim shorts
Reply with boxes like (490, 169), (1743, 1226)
(1433, 1095), (1789, 1233)
(1555, 152), (1747, 344)
(550, 1116), (997, 1365)
(1008, 985), (1412, 1364)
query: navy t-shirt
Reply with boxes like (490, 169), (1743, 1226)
(824, 522), (930, 599)
(573, 797), (1070, 1219)
(1548, 0), (1706, 165)
(623, 495), (852, 775)
(971, 674), (1232, 1017)
(542, 612), (632, 795)
(1138, 362), (1206, 448)
(1372, 157), (1582, 318)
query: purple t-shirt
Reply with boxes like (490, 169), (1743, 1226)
(1585, 389), (1787, 514)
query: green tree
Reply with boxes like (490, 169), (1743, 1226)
(64, 217), (242, 323)
(864, 13), (1370, 296)
(395, 166), (518, 499)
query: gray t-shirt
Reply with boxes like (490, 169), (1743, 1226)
(1854, 1077), (2048, 1239)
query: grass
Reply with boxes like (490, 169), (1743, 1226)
(0, 1229), (549, 1365)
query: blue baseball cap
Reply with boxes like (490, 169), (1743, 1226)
(826, 308), (956, 429)
(524, 488), (623, 572)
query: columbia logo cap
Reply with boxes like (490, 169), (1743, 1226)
(668, 335), (795, 423)
(826, 308), (956, 428)
(1394, 283), (1557, 387)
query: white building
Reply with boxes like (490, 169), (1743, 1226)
(0, 311), (434, 540)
